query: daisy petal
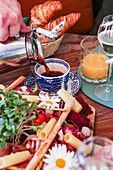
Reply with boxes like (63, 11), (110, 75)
(43, 144), (76, 170)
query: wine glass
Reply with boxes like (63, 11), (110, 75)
(77, 136), (113, 170)
(94, 15), (113, 101)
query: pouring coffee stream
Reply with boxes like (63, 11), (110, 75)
(25, 22), (66, 76)
(37, 53), (51, 76)
(25, 25), (51, 76)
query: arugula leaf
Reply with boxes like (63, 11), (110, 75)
(0, 89), (39, 148)
(0, 139), (6, 148)
(0, 118), (5, 125)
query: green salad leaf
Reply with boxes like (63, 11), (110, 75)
(0, 89), (40, 148)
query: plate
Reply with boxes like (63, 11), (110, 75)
(24, 71), (81, 95)
(78, 65), (113, 109)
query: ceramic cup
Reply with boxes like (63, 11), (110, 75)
(34, 58), (70, 93)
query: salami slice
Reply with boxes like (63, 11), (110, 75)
(14, 86), (32, 95)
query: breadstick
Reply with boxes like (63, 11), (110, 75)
(26, 97), (75, 170)
(4, 76), (26, 93)
(20, 94), (39, 103)
(57, 88), (82, 113)
(7, 166), (25, 170)
(64, 133), (91, 154)
(38, 118), (57, 140)
(0, 151), (30, 169)
(35, 159), (43, 170)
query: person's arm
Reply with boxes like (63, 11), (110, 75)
(0, 0), (30, 41)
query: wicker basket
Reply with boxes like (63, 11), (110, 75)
(23, 17), (63, 58)
(42, 35), (63, 58)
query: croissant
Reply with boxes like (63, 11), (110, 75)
(29, 17), (42, 28)
(43, 13), (81, 37)
(30, 0), (62, 27)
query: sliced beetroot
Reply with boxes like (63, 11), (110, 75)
(53, 110), (62, 118)
(67, 110), (90, 129)
(0, 143), (12, 157)
(42, 111), (58, 121)
(76, 96), (93, 117)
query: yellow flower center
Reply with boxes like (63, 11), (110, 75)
(56, 158), (66, 168)
(45, 100), (53, 105)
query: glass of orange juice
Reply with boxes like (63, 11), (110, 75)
(80, 36), (108, 83)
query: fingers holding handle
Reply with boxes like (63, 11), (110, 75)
(0, 0), (30, 42)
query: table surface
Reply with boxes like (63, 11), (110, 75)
(0, 33), (113, 140)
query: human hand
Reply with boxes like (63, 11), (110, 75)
(0, 0), (30, 41)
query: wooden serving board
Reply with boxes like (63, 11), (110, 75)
(88, 105), (96, 136)
(6, 104), (96, 170)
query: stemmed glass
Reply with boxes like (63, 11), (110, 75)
(77, 136), (113, 170)
(94, 15), (113, 101)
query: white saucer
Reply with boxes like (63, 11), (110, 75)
(24, 71), (81, 95)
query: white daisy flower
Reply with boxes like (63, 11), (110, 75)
(38, 93), (61, 109)
(43, 144), (78, 170)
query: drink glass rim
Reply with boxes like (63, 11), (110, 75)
(77, 136), (113, 167)
(34, 58), (70, 79)
(80, 36), (105, 54)
(103, 14), (113, 22)
(82, 136), (113, 145)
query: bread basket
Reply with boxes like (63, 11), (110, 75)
(24, 17), (63, 58)
(42, 35), (63, 58)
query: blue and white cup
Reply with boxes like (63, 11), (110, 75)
(34, 58), (70, 93)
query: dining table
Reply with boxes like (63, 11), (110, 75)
(0, 33), (113, 140)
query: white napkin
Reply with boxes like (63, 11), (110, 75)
(105, 58), (113, 64)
